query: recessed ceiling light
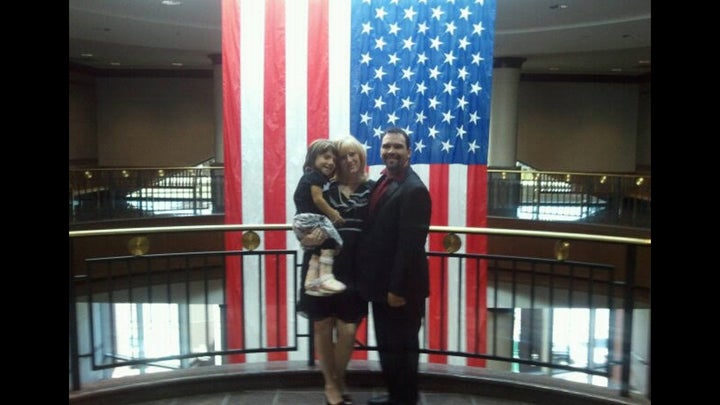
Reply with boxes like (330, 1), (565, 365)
(610, 68), (622, 72)
(637, 60), (650, 65)
(80, 53), (93, 58)
(549, 4), (568, 10)
(171, 62), (184, 66)
(161, 0), (182, 5)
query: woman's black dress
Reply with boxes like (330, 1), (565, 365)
(296, 178), (374, 323)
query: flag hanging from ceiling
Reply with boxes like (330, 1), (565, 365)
(222, 0), (494, 366)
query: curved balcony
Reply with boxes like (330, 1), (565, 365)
(69, 167), (650, 229)
(69, 223), (650, 404)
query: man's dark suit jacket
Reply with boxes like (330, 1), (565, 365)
(357, 167), (432, 303)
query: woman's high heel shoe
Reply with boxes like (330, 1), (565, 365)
(325, 394), (351, 405)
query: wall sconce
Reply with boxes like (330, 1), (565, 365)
(242, 231), (260, 251)
(554, 240), (570, 261)
(636, 177), (644, 186)
(443, 233), (461, 253)
(122, 170), (130, 178)
(84, 171), (93, 179)
(128, 236), (149, 256)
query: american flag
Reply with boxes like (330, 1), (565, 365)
(350, 0), (493, 167)
(222, 0), (493, 367)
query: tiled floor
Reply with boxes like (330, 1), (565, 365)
(70, 361), (649, 405)
(130, 387), (534, 405)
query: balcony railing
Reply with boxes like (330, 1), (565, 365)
(69, 167), (650, 229)
(69, 224), (651, 399)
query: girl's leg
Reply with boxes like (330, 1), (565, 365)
(304, 253), (327, 296)
(318, 249), (346, 293)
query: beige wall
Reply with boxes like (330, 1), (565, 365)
(93, 76), (215, 167)
(69, 73), (98, 163)
(635, 82), (651, 169)
(516, 80), (644, 173)
(69, 72), (649, 173)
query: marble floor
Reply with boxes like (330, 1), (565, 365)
(130, 387), (533, 405)
(69, 361), (649, 405)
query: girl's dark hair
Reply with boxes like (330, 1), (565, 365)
(303, 139), (338, 172)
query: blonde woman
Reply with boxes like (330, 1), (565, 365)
(297, 135), (374, 405)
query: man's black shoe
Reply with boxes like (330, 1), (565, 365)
(366, 395), (392, 405)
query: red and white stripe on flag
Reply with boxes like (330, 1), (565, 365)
(222, 0), (489, 366)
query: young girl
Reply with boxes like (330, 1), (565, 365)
(292, 139), (346, 296)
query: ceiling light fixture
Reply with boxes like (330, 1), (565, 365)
(171, 62), (184, 66)
(161, 0), (182, 5)
(549, 4), (568, 10)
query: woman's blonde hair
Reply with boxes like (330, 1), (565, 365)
(334, 135), (368, 184)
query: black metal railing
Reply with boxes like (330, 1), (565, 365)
(69, 166), (220, 223)
(69, 224), (651, 399)
(70, 167), (650, 229)
(487, 169), (650, 228)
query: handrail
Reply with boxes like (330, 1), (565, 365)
(69, 223), (291, 238)
(491, 168), (650, 178)
(430, 226), (650, 246)
(69, 224), (650, 247)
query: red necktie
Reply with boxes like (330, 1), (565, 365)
(369, 176), (391, 213)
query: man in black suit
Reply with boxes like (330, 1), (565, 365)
(357, 127), (432, 405)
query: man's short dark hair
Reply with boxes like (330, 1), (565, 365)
(383, 127), (410, 149)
